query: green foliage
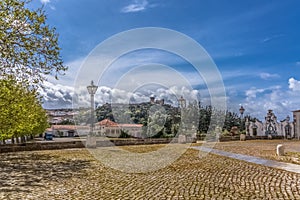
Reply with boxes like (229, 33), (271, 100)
(181, 100), (199, 133)
(0, 0), (67, 142)
(146, 105), (167, 137)
(95, 101), (251, 138)
(222, 129), (230, 136)
(223, 111), (240, 131)
(0, 77), (48, 141)
(73, 109), (90, 125)
(0, 0), (67, 85)
(198, 105), (212, 133)
(96, 102), (179, 138)
(57, 119), (75, 125)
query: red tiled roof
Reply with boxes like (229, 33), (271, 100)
(97, 119), (143, 128)
(97, 119), (119, 127)
(119, 124), (143, 128)
(51, 125), (89, 130)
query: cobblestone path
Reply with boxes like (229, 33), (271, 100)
(193, 146), (300, 174)
(1, 145), (300, 199)
(212, 140), (300, 165)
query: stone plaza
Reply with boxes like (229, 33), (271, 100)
(1, 140), (300, 199)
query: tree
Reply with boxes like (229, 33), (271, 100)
(198, 105), (212, 133)
(0, 0), (67, 85)
(0, 77), (48, 143)
(146, 105), (167, 138)
(223, 111), (240, 132)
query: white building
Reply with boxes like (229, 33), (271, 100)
(95, 119), (143, 138)
(49, 125), (89, 137)
(293, 110), (300, 139)
(246, 110), (295, 138)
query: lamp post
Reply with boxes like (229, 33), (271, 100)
(177, 96), (187, 143)
(86, 80), (98, 148)
(245, 117), (250, 136)
(239, 106), (245, 132)
(285, 115), (291, 139)
(178, 96), (186, 109)
(239, 106), (245, 119)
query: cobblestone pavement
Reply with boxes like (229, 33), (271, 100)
(193, 146), (300, 174)
(211, 140), (300, 165)
(1, 144), (300, 199)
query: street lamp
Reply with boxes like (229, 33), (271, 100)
(245, 117), (250, 136)
(239, 106), (245, 118)
(86, 80), (98, 148)
(178, 96), (186, 109)
(239, 106), (245, 133)
(285, 115), (291, 139)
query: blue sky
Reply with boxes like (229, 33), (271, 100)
(34, 0), (300, 120)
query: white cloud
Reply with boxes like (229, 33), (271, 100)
(241, 78), (300, 120)
(39, 81), (74, 109)
(245, 87), (264, 100)
(43, 46), (227, 109)
(40, 0), (51, 4)
(73, 85), (201, 109)
(261, 34), (284, 43)
(289, 77), (300, 91)
(49, 5), (56, 10)
(259, 72), (280, 80)
(221, 69), (252, 80)
(121, 0), (149, 13)
(296, 61), (300, 66)
(41, 77), (203, 110)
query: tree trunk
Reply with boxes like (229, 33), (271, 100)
(21, 136), (25, 143)
(11, 136), (15, 144)
(16, 136), (20, 143)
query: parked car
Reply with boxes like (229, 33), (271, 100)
(44, 133), (53, 140)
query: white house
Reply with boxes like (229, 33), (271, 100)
(95, 119), (143, 138)
(50, 125), (89, 137)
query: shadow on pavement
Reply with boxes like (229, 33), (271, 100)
(0, 152), (92, 193)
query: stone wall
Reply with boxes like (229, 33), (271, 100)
(0, 141), (84, 153)
(0, 138), (191, 153)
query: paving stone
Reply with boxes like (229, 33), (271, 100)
(0, 143), (300, 199)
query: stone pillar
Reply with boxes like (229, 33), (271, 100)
(86, 135), (96, 148)
(268, 134), (272, 139)
(240, 134), (246, 141)
(178, 134), (186, 144)
(276, 144), (284, 156)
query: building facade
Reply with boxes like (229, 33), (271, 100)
(95, 119), (143, 138)
(45, 125), (89, 137)
(245, 110), (295, 138)
(293, 110), (300, 139)
(46, 109), (77, 124)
